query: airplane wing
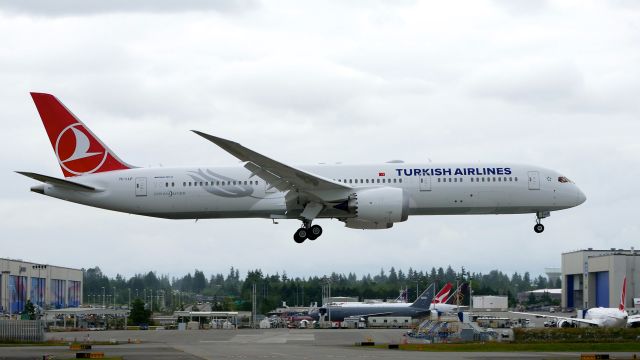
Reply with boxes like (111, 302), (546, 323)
(16, 171), (100, 192)
(192, 131), (351, 193)
(347, 312), (393, 319)
(509, 311), (602, 326)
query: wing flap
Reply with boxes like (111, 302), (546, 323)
(16, 171), (100, 192)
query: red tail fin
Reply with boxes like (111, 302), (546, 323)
(619, 277), (627, 311)
(432, 283), (452, 304)
(30, 93), (133, 177)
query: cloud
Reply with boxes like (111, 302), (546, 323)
(1, 1), (640, 279)
(468, 59), (586, 111)
(0, 0), (258, 16)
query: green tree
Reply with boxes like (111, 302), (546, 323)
(129, 298), (151, 325)
(22, 300), (36, 320)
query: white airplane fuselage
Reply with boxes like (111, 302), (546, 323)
(584, 308), (629, 328)
(34, 163), (585, 222)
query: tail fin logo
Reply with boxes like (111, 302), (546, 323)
(433, 283), (452, 304)
(619, 277), (627, 311)
(55, 123), (108, 175)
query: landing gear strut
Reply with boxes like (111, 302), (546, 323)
(293, 220), (323, 243)
(533, 211), (549, 233)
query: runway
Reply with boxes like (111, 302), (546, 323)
(0, 328), (634, 359)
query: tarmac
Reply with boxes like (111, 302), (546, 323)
(0, 328), (637, 360)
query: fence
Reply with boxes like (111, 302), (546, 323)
(0, 320), (45, 342)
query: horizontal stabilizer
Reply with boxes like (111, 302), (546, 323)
(16, 171), (100, 192)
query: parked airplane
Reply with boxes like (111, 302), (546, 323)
(512, 277), (640, 328)
(310, 283), (437, 322)
(309, 283), (457, 322)
(18, 93), (587, 243)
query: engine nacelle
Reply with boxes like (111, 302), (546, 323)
(557, 319), (576, 328)
(341, 187), (409, 229)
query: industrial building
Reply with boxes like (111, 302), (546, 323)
(561, 248), (640, 309)
(0, 258), (83, 315)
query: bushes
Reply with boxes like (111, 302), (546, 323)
(514, 328), (640, 343)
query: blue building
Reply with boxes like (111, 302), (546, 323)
(1, 258), (82, 315)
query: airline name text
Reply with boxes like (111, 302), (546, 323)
(395, 167), (512, 177)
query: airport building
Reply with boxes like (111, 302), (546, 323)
(561, 248), (640, 309)
(0, 258), (83, 314)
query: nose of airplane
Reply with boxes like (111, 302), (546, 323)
(576, 188), (587, 206)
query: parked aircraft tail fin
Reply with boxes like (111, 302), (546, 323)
(410, 283), (435, 309)
(432, 283), (453, 304)
(30, 92), (133, 177)
(619, 276), (627, 311)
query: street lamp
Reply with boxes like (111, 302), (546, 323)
(102, 287), (105, 308)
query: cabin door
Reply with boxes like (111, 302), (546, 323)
(527, 171), (540, 190)
(135, 177), (147, 196)
(419, 176), (432, 191)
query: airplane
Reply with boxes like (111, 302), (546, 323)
(512, 277), (640, 328)
(310, 283), (438, 322)
(429, 282), (471, 314)
(18, 93), (587, 243)
(309, 282), (455, 322)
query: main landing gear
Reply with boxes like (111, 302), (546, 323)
(533, 211), (549, 233)
(293, 220), (323, 243)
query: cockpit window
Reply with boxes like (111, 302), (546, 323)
(558, 176), (572, 183)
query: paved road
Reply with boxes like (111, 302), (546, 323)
(0, 328), (635, 359)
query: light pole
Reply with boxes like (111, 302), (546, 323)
(128, 289), (131, 308)
(113, 287), (116, 309)
(102, 287), (105, 308)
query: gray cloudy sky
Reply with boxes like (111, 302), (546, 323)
(1, 0), (639, 280)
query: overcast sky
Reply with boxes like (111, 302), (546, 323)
(1, 0), (639, 281)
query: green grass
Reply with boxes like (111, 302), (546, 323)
(0, 340), (119, 347)
(372, 342), (640, 352)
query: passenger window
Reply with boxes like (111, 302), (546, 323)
(509, 177), (512, 182)
(498, 177), (501, 182)
(376, 179), (380, 183)
(460, 178), (463, 182)
(393, 179), (397, 183)
(366, 179), (369, 183)
(438, 178), (441, 182)
(399, 179), (403, 183)
(454, 178), (457, 182)
(470, 178), (474, 182)
(481, 178), (485, 182)
(515, 177), (518, 181)
(183, 182), (186, 187)
(493, 177), (496, 182)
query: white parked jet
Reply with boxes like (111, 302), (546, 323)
(18, 93), (586, 243)
(512, 277), (640, 328)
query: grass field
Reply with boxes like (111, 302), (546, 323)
(373, 342), (640, 352)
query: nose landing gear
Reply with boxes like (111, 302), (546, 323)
(293, 220), (323, 243)
(533, 211), (549, 233)
(534, 222), (545, 233)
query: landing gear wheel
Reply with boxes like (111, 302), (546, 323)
(534, 223), (545, 233)
(307, 225), (323, 240)
(293, 228), (308, 243)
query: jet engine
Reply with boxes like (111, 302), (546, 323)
(337, 187), (409, 229)
(557, 319), (576, 328)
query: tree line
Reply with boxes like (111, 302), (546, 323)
(83, 266), (561, 314)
